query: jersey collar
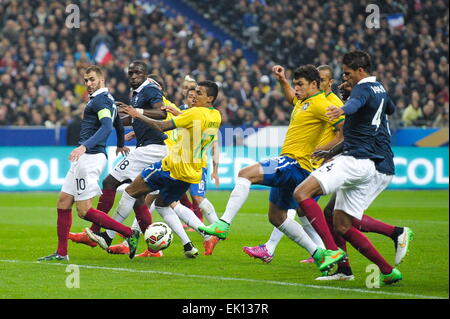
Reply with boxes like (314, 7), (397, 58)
(357, 76), (377, 84)
(90, 87), (108, 98)
(133, 79), (151, 94)
(302, 90), (324, 102)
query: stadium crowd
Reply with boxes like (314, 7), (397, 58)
(0, 0), (448, 129)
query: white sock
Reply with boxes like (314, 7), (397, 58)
(300, 216), (325, 249)
(173, 204), (208, 238)
(221, 177), (252, 224)
(199, 198), (218, 224)
(287, 209), (296, 219)
(265, 210), (296, 255)
(106, 191), (136, 239)
(155, 205), (191, 245)
(131, 218), (140, 233)
(278, 218), (317, 255)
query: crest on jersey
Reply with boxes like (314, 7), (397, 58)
(302, 103), (310, 110)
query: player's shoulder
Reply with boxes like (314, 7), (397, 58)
(142, 83), (163, 96)
(90, 90), (114, 109)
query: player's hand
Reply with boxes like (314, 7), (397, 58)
(69, 145), (86, 162)
(116, 146), (130, 156)
(161, 105), (182, 116)
(326, 106), (344, 120)
(121, 105), (141, 118)
(272, 65), (286, 81)
(339, 81), (352, 101)
(124, 131), (136, 141)
(116, 101), (131, 109)
(211, 171), (220, 188)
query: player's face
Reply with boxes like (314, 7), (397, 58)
(186, 90), (196, 108)
(319, 70), (333, 92)
(84, 71), (104, 95)
(182, 81), (196, 98)
(193, 86), (211, 107)
(342, 64), (360, 88)
(128, 64), (147, 89)
(293, 78), (317, 100)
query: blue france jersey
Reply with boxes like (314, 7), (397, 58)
(374, 95), (396, 175)
(79, 89), (117, 155)
(342, 77), (392, 161)
(131, 81), (166, 147)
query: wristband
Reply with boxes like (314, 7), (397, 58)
(136, 108), (144, 115)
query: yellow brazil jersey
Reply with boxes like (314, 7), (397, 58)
(162, 96), (181, 148)
(311, 91), (345, 169)
(281, 91), (344, 172)
(162, 106), (221, 184)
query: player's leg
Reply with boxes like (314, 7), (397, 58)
(294, 175), (339, 250)
(38, 191), (74, 261)
(334, 209), (402, 284)
(296, 206), (325, 264)
(191, 168), (218, 224)
(268, 200), (345, 273)
(154, 191), (199, 258)
(198, 160), (266, 238)
(171, 201), (219, 255)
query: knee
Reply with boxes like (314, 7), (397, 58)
(76, 207), (88, 218)
(293, 187), (308, 203)
(333, 223), (350, 237)
(102, 175), (120, 190)
(191, 196), (203, 206)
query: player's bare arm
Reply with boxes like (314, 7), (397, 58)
(121, 105), (174, 132)
(211, 140), (220, 187)
(313, 121), (344, 153)
(272, 65), (296, 104)
(116, 101), (166, 120)
(162, 104), (182, 116)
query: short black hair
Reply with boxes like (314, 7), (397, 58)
(293, 64), (320, 87)
(198, 80), (219, 104)
(342, 50), (372, 73)
(129, 60), (148, 74)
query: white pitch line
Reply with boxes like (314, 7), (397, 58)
(0, 259), (446, 299)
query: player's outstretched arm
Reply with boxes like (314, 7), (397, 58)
(272, 65), (296, 105)
(116, 101), (167, 120)
(121, 105), (174, 132)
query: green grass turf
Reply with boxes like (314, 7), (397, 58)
(0, 190), (448, 299)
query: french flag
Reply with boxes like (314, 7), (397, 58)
(386, 13), (405, 30)
(94, 42), (113, 65)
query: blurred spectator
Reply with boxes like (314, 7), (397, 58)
(0, 0), (448, 130)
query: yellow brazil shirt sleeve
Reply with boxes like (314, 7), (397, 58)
(171, 107), (199, 129)
(311, 99), (345, 127)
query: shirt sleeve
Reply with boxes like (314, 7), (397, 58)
(342, 85), (371, 115)
(385, 96), (396, 115)
(311, 100), (345, 127)
(172, 108), (199, 129)
(144, 87), (163, 109)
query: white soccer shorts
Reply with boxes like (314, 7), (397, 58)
(310, 155), (377, 220)
(61, 153), (107, 201)
(110, 144), (168, 183)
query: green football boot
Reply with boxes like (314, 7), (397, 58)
(126, 229), (140, 259)
(380, 268), (403, 285)
(312, 248), (346, 272)
(198, 219), (230, 240)
(38, 252), (69, 262)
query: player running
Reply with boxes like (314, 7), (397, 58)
(68, 61), (168, 250)
(242, 64), (344, 264)
(199, 65), (346, 274)
(85, 81), (222, 259)
(38, 65), (124, 261)
(294, 50), (406, 285)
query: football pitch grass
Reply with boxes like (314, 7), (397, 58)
(0, 190), (448, 300)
